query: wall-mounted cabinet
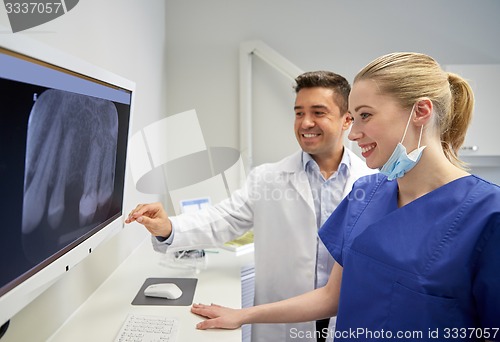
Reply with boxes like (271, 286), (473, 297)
(445, 64), (500, 157)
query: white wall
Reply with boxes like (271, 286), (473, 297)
(164, 0), (500, 170)
(0, 1), (167, 340)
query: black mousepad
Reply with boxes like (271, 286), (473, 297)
(132, 277), (198, 306)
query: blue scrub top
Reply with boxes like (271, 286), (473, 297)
(319, 174), (500, 341)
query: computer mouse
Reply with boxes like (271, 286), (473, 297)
(144, 283), (183, 300)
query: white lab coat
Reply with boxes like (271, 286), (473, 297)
(153, 149), (376, 342)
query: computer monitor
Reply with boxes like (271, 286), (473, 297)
(0, 35), (135, 329)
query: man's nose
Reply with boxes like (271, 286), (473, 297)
(301, 114), (315, 128)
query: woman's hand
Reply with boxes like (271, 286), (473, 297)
(191, 264), (343, 331)
(191, 303), (245, 330)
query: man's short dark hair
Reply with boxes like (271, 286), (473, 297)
(294, 71), (350, 114)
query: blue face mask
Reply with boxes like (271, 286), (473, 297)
(379, 104), (425, 181)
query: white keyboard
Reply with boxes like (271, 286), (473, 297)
(114, 314), (178, 342)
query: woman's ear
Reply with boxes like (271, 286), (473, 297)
(413, 98), (433, 125)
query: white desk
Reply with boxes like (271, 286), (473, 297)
(48, 239), (253, 342)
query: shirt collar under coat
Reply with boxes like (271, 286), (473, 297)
(301, 149), (351, 180)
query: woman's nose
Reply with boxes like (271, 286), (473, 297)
(348, 124), (362, 141)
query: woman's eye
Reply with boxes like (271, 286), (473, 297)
(360, 113), (371, 120)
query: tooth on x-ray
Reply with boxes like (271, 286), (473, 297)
(22, 89), (118, 236)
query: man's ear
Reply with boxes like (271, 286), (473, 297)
(413, 98), (433, 126)
(342, 112), (353, 131)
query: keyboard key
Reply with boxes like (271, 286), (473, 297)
(114, 314), (178, 342)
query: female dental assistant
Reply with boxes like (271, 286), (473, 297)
(319, 54), (500, 336)
(190, 52), (500, 341)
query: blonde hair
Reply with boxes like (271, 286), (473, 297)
(354, 52), (474, 169)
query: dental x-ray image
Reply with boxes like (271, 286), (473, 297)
(21, 89), (118, 262)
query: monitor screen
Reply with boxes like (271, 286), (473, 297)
(0, 37), (134, 327)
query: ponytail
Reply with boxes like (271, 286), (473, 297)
(443, 73), (474, 169)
